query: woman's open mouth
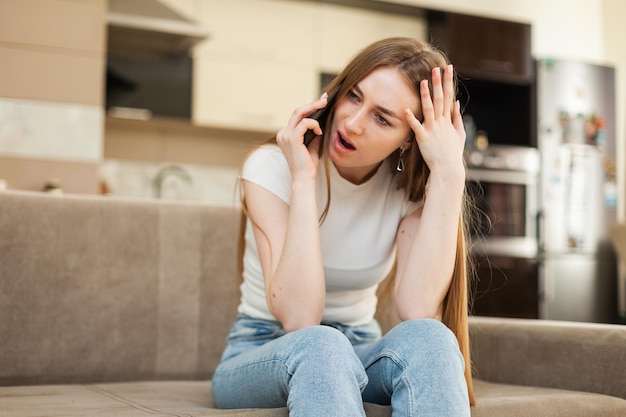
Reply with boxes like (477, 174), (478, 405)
(338, 133), (356, 150)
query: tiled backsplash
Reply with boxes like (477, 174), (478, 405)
(0, 97), (102, 161)
(100, 159), (240, 207)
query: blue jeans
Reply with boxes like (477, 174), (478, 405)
(211, 315), (470, 417)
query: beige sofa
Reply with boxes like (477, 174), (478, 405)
(1, 190), (625, 417)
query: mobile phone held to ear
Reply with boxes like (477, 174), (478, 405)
(303, 84), (341, 147)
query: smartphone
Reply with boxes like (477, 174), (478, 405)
(303, 84), (341, 147)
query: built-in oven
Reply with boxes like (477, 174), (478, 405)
(465, 145), (541, 318)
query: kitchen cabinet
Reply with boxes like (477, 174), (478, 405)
(191, 0), (428, 132)
(317, 4), (427, 74)
(427, 11), (535, 146)
(471, 255), (540, 319)
(193, 58), (317, 132)
(429, 12), (533, 84)
(193, 0), (316, 66)
(192, 0), (317, 131)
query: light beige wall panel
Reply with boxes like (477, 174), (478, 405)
(104, 121), (166, 163)
(161, 130), (258, 168)
(0, 156), (99, 194)
(104, 117), (267, 168)
(0, 46), (103, 105)
(0, 0), (106, 53)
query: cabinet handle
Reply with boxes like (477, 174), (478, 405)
(478, 59), (514, 73)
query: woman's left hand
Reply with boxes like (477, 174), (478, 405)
(404, 65), (466, 178)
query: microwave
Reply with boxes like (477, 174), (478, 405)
(465, 145), (540, 259)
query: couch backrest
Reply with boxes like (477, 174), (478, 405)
(0, 191), (241, 386)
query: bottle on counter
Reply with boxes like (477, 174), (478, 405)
(42, 179), (64, 195)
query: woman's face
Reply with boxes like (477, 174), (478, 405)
(328, 66), (419, 184)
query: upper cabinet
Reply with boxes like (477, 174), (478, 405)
(192, 0), (317, 132)
(428, 12), (533, 84)
(191, 0), (428, 132)
(317, 4), (427, 75)
(427, 11), (535, 147)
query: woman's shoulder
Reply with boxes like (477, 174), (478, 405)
(242, 144), (291, 204)
(247, 143), (283, 160)
(243, 144), (286, 173)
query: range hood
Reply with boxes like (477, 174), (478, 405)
(107, 0), (209, 56)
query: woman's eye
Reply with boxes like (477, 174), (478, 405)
(347, 90), (360, 101)
(375, 114), (390, 126)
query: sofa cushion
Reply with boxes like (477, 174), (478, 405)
(471, 380), (626, 417)
(1, 379), (625, 417)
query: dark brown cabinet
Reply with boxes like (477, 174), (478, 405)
(429, 12), (533, 84)
(471, 255), (540, 319)
(427, 11), (536, 147)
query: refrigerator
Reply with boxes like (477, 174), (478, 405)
(536, 58), (620, 323)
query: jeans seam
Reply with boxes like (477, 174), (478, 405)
(363, 348), (410, 411)
(218, 355), (289, 376)
(362, 348), (407, 371)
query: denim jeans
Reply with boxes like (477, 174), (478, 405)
(211, 315), (470, 417)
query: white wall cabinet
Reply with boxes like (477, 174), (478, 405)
(317, 4), (427, 74)
(192, 0), (317, 132)
(193, 58), (317, 132)
(191, 0), (427, 132)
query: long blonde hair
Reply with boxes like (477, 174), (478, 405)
(238, 37), (475, 406)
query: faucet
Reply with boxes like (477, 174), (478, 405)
(152, 165), (192, 198)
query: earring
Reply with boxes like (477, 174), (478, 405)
(396, 148), (406, 172)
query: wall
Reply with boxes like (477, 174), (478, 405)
(604, 0), (626, 221)
(0, 0), (107, 194)
(385, 0), (604, 60)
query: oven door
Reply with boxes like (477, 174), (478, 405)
(467, 168), (541, 318)
(466, 168), (539, 258)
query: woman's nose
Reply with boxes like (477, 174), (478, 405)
(345, 109), (365, 135)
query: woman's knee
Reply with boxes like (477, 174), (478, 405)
(286, 325), (367, 385)
(288, 325), (357, 360)
(384, 319), (463, 365)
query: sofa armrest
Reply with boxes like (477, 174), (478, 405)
(0, 191), (240, 386)
(469, 316), (626, 399)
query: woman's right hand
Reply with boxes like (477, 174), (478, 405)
(275, 94), (328, 182)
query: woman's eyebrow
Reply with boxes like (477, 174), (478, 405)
(354, 84), (401, 120)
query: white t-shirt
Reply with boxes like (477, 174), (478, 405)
(238, 145), (421, 326)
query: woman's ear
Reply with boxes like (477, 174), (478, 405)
(402, 137), (414, 150)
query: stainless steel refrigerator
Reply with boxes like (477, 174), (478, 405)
(536, 58), (619, 323)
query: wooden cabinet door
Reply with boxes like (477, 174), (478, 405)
(429, 12), (533, 84)
(471, 255), (539, 319)
(193, 58), (317, 132)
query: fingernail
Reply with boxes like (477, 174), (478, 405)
(447, 64), (453, 73)
(320, 92), (328, 100)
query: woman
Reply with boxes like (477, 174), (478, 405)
(212, 37), (475, 416)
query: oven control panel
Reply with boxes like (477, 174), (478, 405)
(465, 145), (539, 173)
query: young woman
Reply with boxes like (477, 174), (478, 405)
(211, 37), (475, 416)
